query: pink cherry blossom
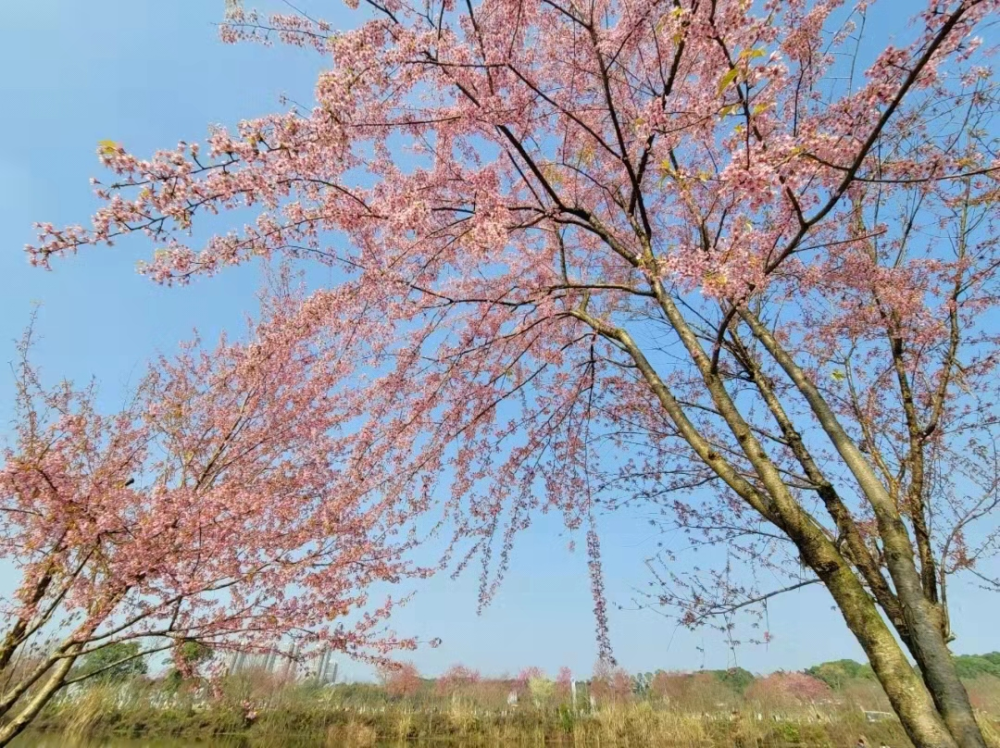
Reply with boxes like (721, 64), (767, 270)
(0, 295), (427, 743)
(25, 2), (1000, 746)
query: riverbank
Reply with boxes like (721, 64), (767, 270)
(23, 662), (1000, 747)
(31, 694), (954, 747)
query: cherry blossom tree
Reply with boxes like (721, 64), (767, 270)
(649, 670), (737, 710)
(0, 299), (424, 745)
(28, 0), (1000, 745)
(745, 671), (831, 709)
(435, 664), (481, 698)
(516, 665), (545, 691)
(381, 660), (423, 697)
(555, 665), (574, 701)
(590, 659), (634, 704)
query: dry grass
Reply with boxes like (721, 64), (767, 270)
(31, 671), (1000, 747)
(391, 706), (415, 741)
(324, 720), (378, 747)
(977, 714), (1000, 748)
(59, 686), (112, 739)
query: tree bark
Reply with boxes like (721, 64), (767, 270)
(787, 516), (959, 748)
(900, 590), (986, 748)
(0, 651), (62, 719)
(583, 308), (968, 748)
(737, 308), (987, 748)
(0, 647), (78, 747)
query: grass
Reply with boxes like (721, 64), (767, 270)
(26, 667), (1000, 747)
(31, 692), (938, 747)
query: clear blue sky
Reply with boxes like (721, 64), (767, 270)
(0, 0), (997, 683)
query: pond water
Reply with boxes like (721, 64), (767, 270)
(12, 738), (333, 748)
(12, 736), (427, 748)
(13, 739), (247, 748)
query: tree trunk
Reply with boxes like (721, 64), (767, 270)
(735, 309), (987, 748)
(904, 598), (986, 748)
(872, 516), (986, 748)
(0, 652), (63, 719)
(0, 648), (77, 747)
(791, 529), (960, 748)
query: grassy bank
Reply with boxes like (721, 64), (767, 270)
(25, 661), (1000, 747)
(35, 699), (918, 748)
(32, 685), (993, 748)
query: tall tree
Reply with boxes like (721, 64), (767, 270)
(0, 300), (423, 745)
(29, 1), (1000, 746)
(74, 642), (148, 683)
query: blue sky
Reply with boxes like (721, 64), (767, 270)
(0, 0), (997, 683)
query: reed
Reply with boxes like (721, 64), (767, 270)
(27, 669), (1000, 747)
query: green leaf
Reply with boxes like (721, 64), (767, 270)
(717, 67), (739, 96)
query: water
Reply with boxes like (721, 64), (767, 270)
(12, 738), (323, 748)
(12, 736), (406, 748)
(13, 738), (247, 748)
